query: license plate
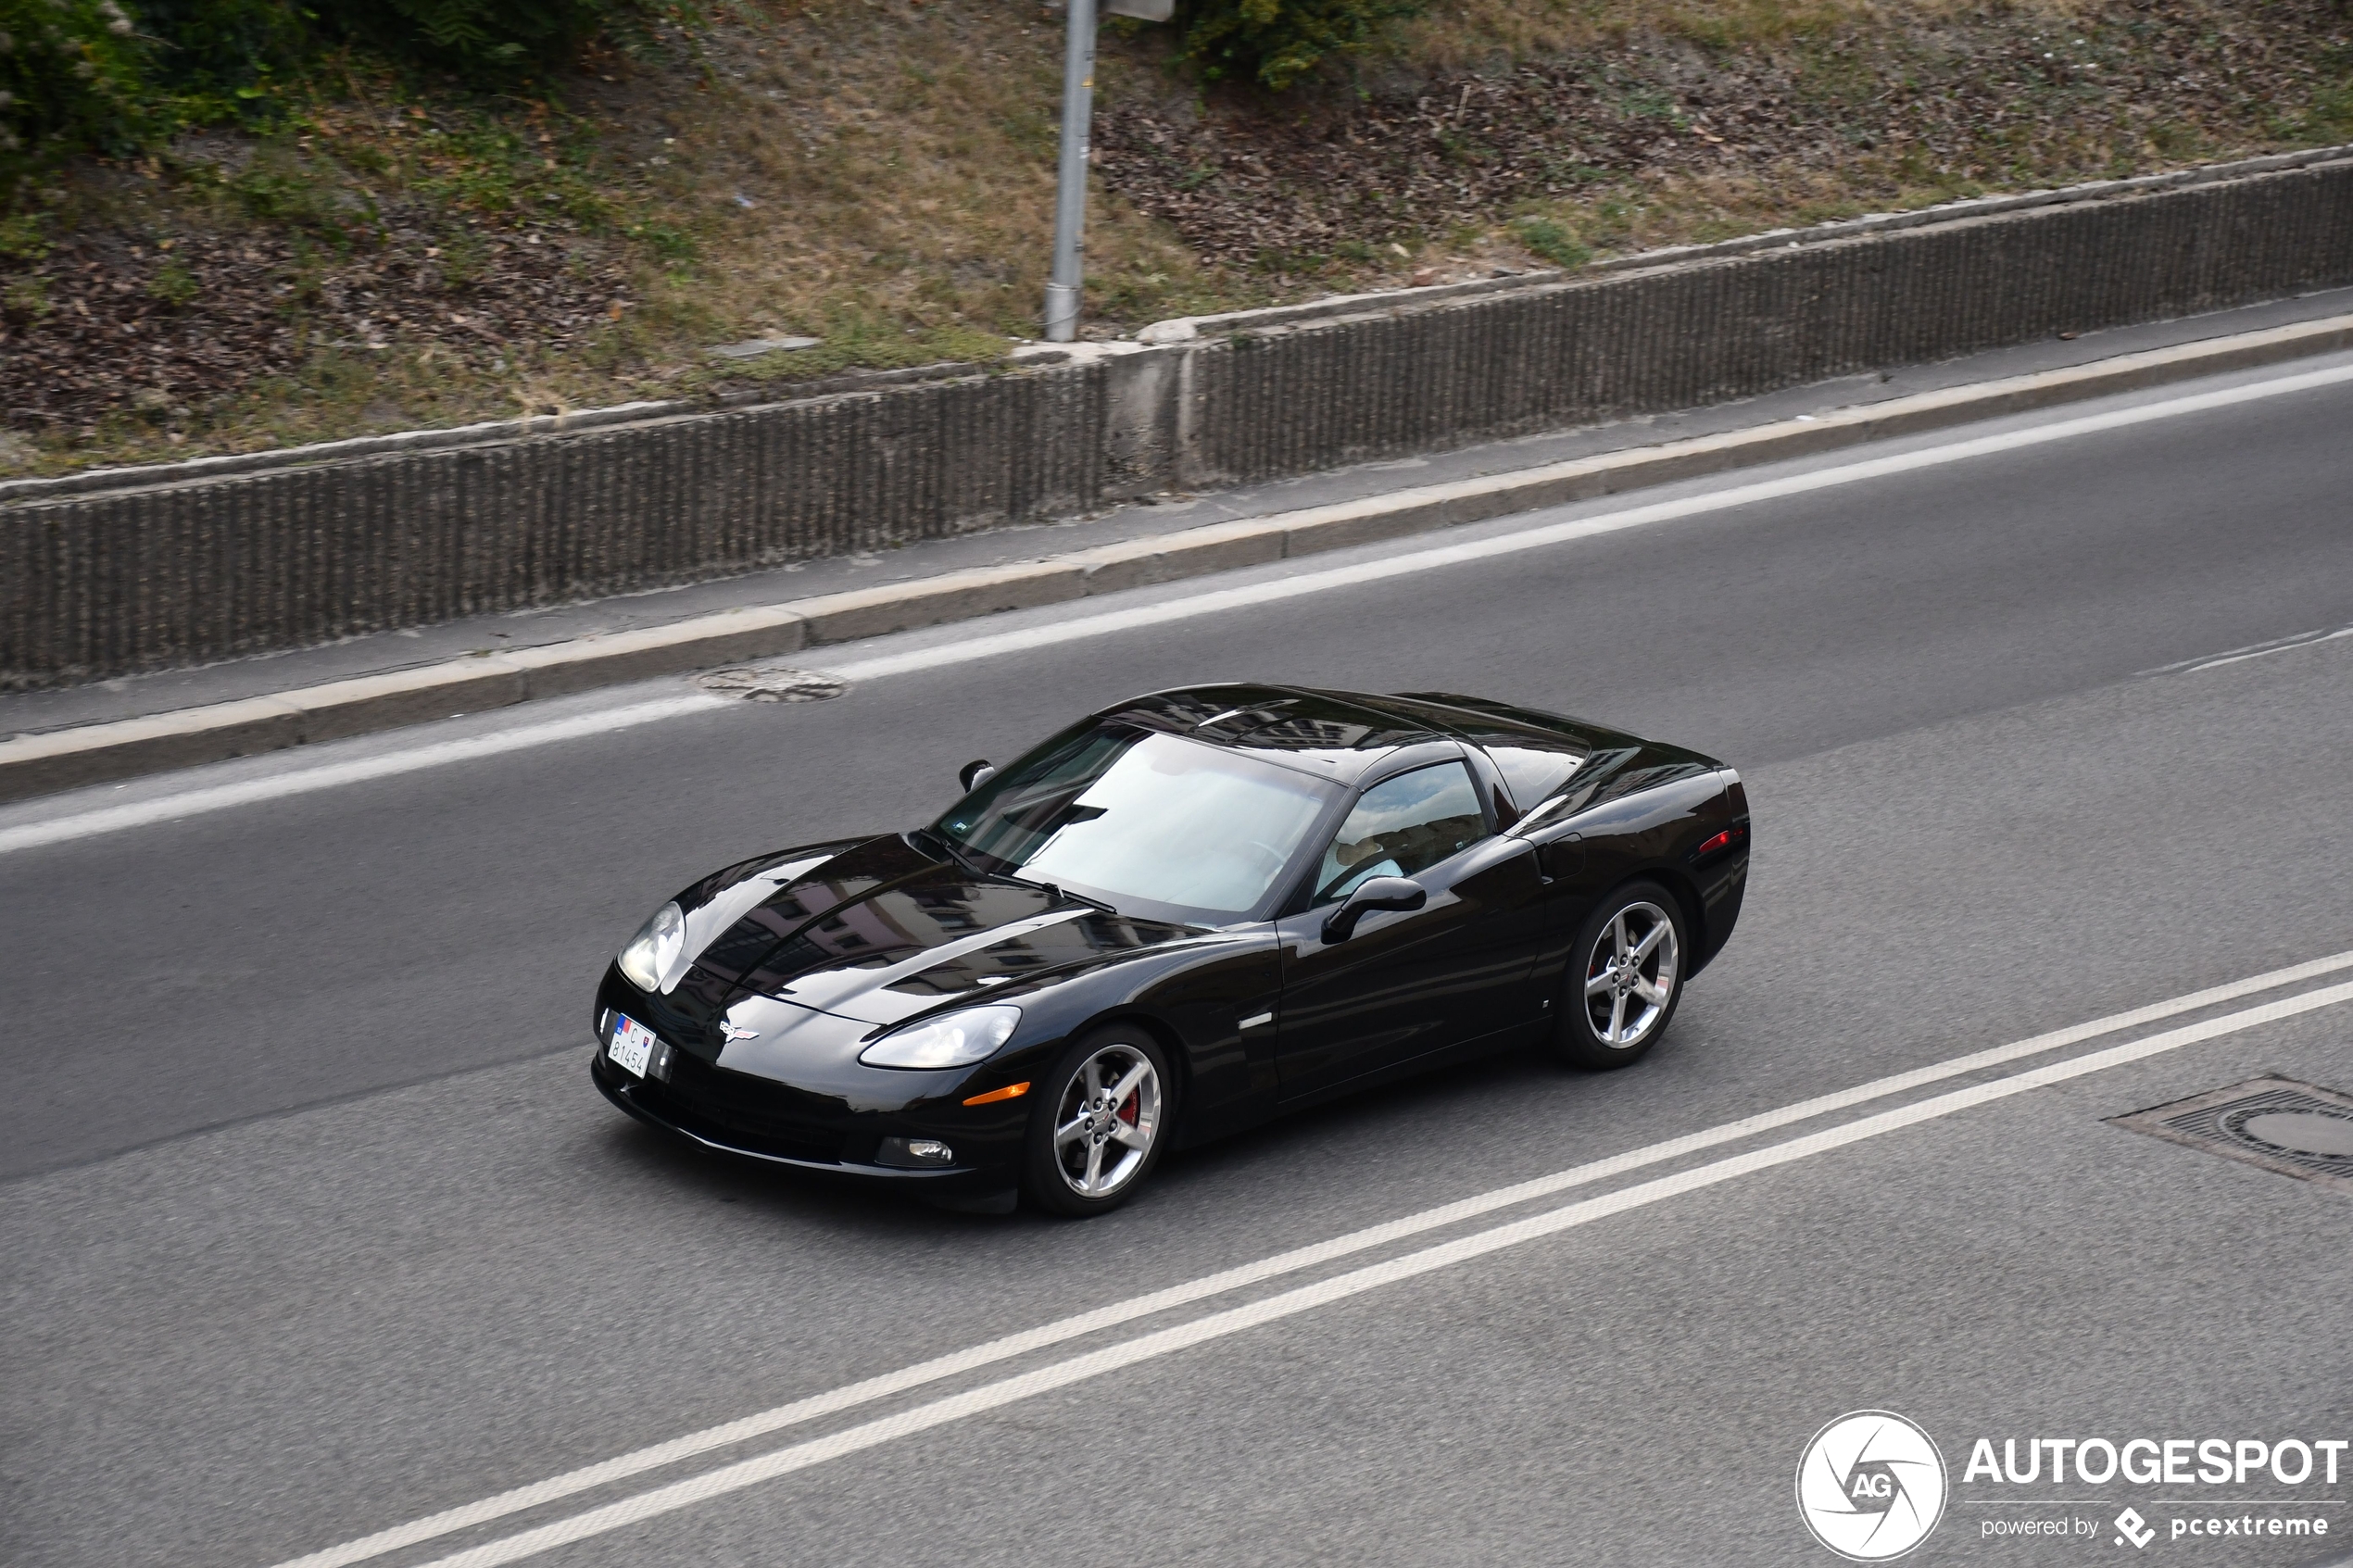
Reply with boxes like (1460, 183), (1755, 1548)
(610, 1013), (659, 1078)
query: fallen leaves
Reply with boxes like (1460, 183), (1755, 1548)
(0, 215), (633, 433)
(1095, 0), (2352, 270)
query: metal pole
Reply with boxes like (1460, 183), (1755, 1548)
(1043, 0), (1097, 343)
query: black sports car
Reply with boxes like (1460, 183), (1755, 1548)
(592, 684), (1750, 1215)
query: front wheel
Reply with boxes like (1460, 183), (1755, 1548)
(1549, 882), (1687, 1070)
(1022, 1027), (1173, 1217)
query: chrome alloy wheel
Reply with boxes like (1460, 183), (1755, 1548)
(1052, 1042), (1162, 1198)
(1582, 900), (1680, 1048)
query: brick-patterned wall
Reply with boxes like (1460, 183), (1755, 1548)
(6, 155), (2348, 687)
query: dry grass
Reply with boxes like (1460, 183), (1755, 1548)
(627, 0), (1242, 345)
(1400, 0), (2115, 65)
(3, 1), (1264, 476)
(4, 0), (2347, 477)
(1095, 0), (2350, 293)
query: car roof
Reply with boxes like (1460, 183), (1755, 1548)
(1092, 683), (1595, 787)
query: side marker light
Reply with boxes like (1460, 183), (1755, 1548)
(1692, 823), (1749, 859)
(963, 1081), (1031, 1106)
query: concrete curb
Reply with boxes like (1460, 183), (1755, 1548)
(4, 311), (2348, 805)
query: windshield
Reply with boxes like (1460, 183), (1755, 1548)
(936, 724), (1338, 919)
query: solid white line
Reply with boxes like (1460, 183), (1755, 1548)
(2140, 627), (2331, 674)
(825, 361), (2353, 682)
(14, 360), (2353, 852)
(0, 696), (724, 858)
(262, 947), (2353, 1568)
(399, 976), (2353, 1568)
(2183, 625), (2353, 673)
(2142, 623), (2353, 676)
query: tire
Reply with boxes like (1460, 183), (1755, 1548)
(1549, 881), (1688, 1070)
(1021, 1025), (1175, 1217)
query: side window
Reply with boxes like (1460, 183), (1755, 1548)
(1314, 761), (1486, 902)
(1476, 734), (1586, 815)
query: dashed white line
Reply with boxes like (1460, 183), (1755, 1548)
(11, 359), (2353, 853)
(2141, 623), (2353, 676)
(2179, 625), (2353, 674)
(824, 360), (2353, 683)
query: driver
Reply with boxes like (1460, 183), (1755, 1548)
(1318, 835), (1402, 900)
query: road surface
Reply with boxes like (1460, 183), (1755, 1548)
(6, 351), (2352, 1568)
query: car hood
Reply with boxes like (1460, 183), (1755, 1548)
(679, 833), (1195, 1028)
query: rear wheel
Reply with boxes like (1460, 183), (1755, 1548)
(1022, 1027), (1173, 1217)
(1550, 882), (1686, 1070)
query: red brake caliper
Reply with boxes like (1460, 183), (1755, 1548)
(1118, 1091), (1139, 1125)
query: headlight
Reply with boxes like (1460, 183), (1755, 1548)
(617, 900), (686, 992)
(858, 1005), (1022, 1070)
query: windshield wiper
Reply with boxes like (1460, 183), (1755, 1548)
(1031, 880), (1116, 914)
(911, 828), (1117, 914)
(908, 824), (971, 866)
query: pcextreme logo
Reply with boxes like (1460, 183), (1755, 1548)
(1797, 1410), (1951, 1562)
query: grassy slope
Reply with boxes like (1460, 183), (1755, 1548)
(1, 0), (2347, 477)
(1414, 0), (2353, 258)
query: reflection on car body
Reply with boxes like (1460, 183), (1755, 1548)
(590, 684), (1750, 1216)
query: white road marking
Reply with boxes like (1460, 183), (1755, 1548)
(2179, 625), (2353, 673)
(265, 947), (2353, 1568)
(0, 696), (724, 858)
(10, 359), (2353, 855)
(2140, 623), (2353, 676)
(824, 361), (2353, 683)
(392, 976), (2353, 1568)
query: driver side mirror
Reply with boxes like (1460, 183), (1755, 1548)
(959, 759), (998, 793)
(1321, 875), (1427, 944)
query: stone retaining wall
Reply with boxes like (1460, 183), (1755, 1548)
(5, 150), (2349, 688)
(3, 365), (1105, 687)
(1176, 155), (2353, 483)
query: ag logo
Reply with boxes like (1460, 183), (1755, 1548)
(1795, 1410), (1948, 1561)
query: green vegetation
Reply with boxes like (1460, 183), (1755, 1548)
(145, 253), (195, 303)
(1179, 0), (1424, 89)
(0, 0), (692, 205)
(0, 0), (155, 195)
(1510, 215), (1590, 270)
(320, 0), (698, 80)
(2, 0), (2347, 480)
(3, 268), (46, 316)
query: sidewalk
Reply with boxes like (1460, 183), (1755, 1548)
(5, 284), (2351, 802)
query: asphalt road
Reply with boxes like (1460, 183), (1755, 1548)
(5, 352), (2352, 1568)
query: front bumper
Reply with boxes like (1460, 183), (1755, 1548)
(589, 1032), (1026, 1196)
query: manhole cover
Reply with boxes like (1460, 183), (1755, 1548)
(695, 667), (849, 703)
(2108, 1076), (2353, 1193)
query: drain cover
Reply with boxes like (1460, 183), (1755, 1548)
(2109, 1077), (2353, 1193)
(2239, 1111), (2353, 1158)
(695, 667), (849, 703)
